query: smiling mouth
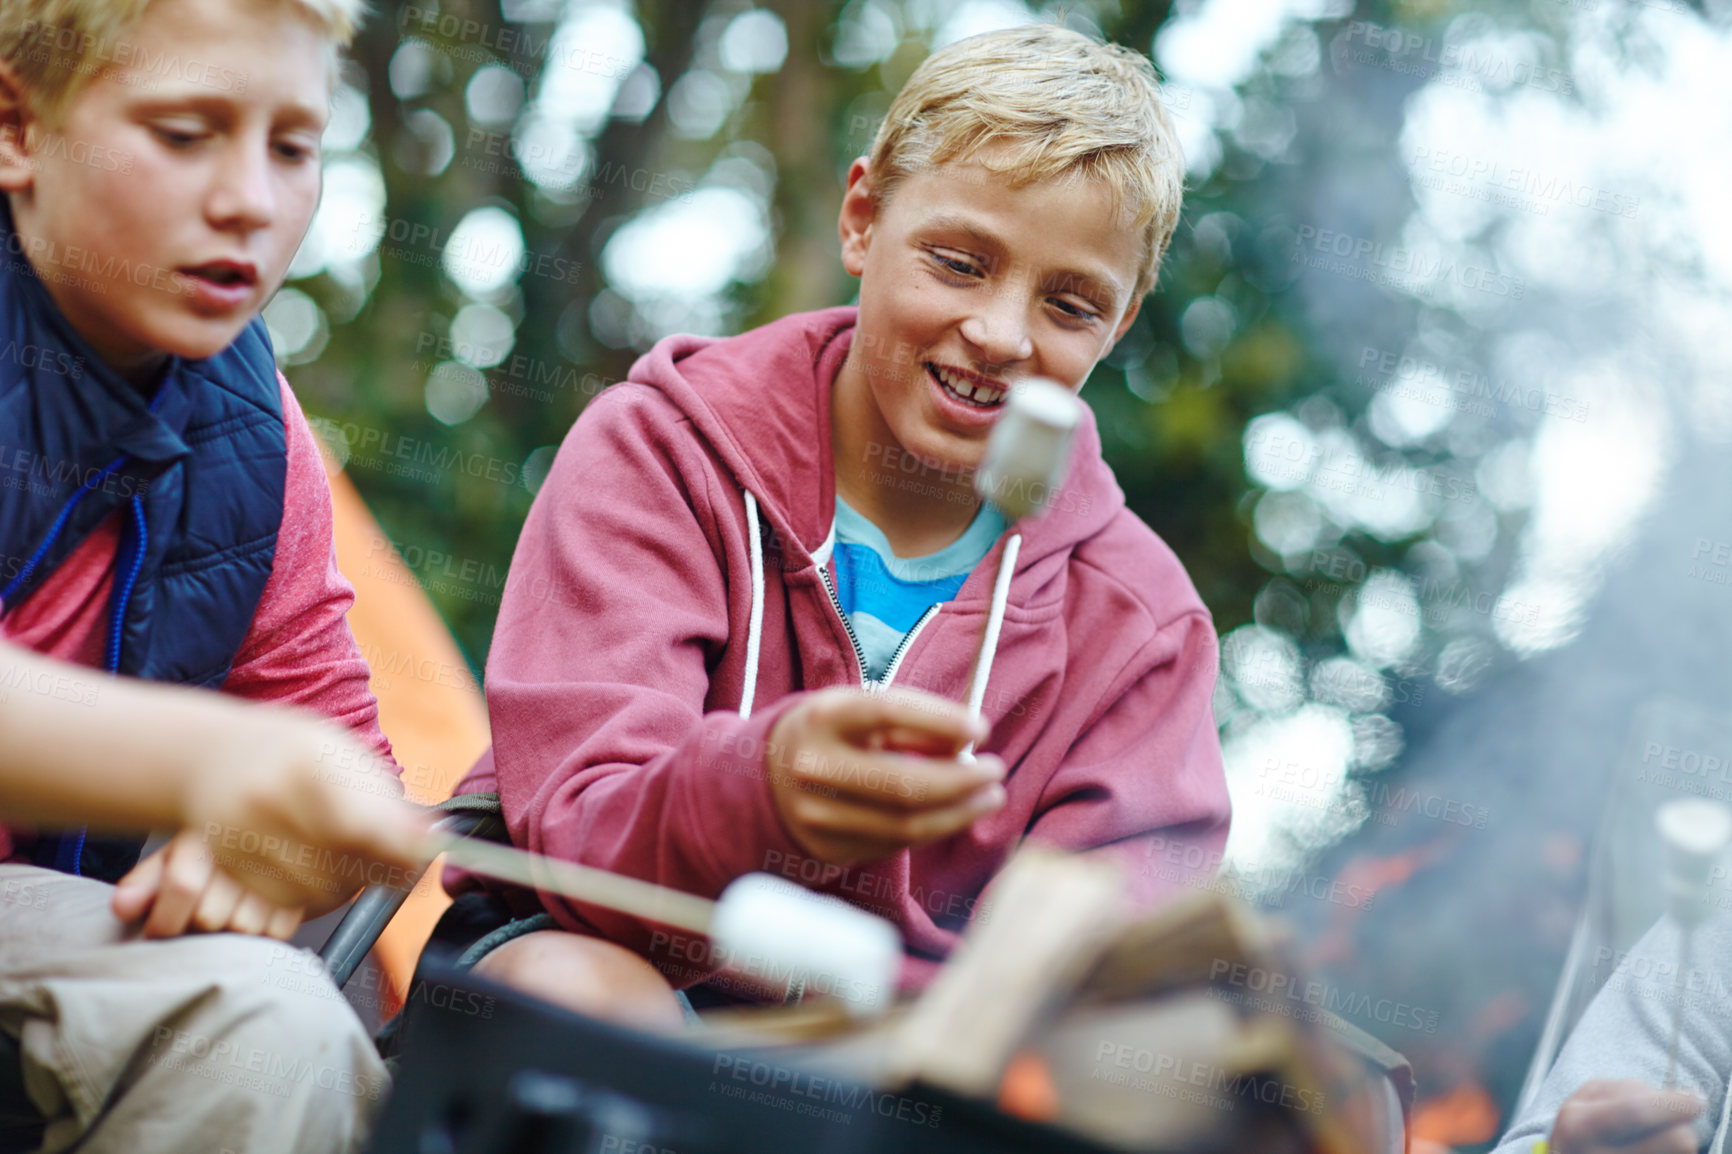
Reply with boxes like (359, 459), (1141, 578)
(926, 362), (1008, 407)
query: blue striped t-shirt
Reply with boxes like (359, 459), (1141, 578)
(826, 496), (1005, 682)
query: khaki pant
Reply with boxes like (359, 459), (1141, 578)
(0, 865), (386, 1154)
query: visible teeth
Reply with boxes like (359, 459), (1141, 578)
(933, 365), (1005, 405)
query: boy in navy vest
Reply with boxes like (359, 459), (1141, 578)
(0, 0), (405, 1149)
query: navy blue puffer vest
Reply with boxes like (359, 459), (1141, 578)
(0, 208), (288, 880)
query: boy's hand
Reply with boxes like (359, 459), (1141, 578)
(766, 687), (1007, 868)
(113, 831), (306, 940)
(110, 711), (436, 937)
(1548, 1079), (1704, 1154)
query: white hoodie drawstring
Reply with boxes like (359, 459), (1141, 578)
(738, 489), (1020, 742)
(738, 490), (766, 719)
(960, 532), (1021, 760)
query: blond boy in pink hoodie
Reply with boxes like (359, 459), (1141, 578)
(438, 25), (1230, 1027)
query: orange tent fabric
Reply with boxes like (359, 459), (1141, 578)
(326, 465), (491, 1014)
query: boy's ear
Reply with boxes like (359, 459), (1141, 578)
(837, 157), (878, 278)
(0, 62), (36, 194)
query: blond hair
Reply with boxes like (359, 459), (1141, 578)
(1, 0), (364, 125)
(867, 24), (1185, 303)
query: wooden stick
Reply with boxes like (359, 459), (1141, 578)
(432, 833), (716, 937)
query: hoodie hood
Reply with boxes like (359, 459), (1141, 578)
(624, 305), (1127, 583)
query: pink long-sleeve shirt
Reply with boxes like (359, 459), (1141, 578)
(0, 374), (392, 862)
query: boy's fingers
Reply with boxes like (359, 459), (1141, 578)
(791, 782), (1005, 847)
(873, 724), (974, 757)
(792, 747), (1004, 809)
(344, 801), (441, 871)
(1591, 1093), (1703, 1144)
(1559, 1082), (1703, 1146)
(823, 688), (987, 749)
(309, 783), (435, 875)
(1619, 1128), (1705, 1154)
(263, 904), (304, 942)
(227, 892), (274, 938)
(191, 871), (244, 933)
(144, 840), (214, 938)
(111, 852), (165, 922)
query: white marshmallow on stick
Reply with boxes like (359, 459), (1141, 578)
(973, 378), (1082, 519)
(960, 379), (1082, 757)
(1655, 798), (1732, 1088)
(434, 835), (902, 1017)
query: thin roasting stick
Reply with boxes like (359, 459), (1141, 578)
(431, 833), (716, 937)
(427, 835), (905, 1017)
(1665, 923), (1692, 1090)
(960, 380), (1078, 760)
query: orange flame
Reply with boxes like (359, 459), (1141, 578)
(1311, 834), (1456, 966)
(1410, 1081), (1501, 1148)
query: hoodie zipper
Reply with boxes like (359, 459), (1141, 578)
(880, 606), (938, 687)
(814, 563), (939, 690)
(816, 560), (871, 687)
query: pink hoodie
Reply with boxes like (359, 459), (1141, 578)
(450, 306), (1229, 991)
